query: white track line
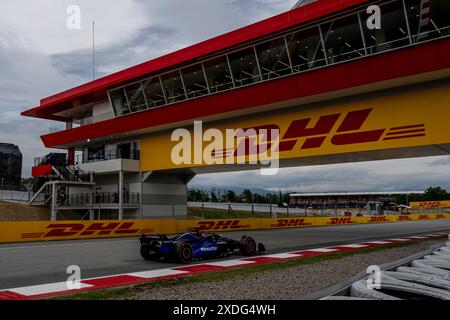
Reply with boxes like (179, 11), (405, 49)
(337, 244), (368, 248)
(205, 259), (256, 267)
(128, 269), (189, 279)
(365, 241), (392, 245)
(304, 248), (339, 253)
(10, 282), (92, 296)
(261, 253), (302, 259)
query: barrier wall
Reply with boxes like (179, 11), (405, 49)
(1, 213), (450, 244)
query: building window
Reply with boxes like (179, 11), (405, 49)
(124, 82), (147, 113)
(161, 71), (186, 104)
(405, 0), (450, 43)
(321, 14), (366, 64)
(362, 0), (410, 54)
(142, 77), (166, 109)
(228, 47), (261, 87)
(204, 56), (234, 93)
(109, 88), (127, 116)
(256, 37), (292, 80)
(87, 146), (105, 162)
(181, 63), (209, 99)
(286, 26), (326, 72)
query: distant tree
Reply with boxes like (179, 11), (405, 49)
(423, 186), (450, 201)
(187, 188), (210, 202)
(226, 190), (238, 203)
(253, 193), (267, 204)
(397, 186), (450, 204)
(210, 190), (218, 202)
(265, 193), (278, 204)
(282, 192), (291, 204)
(241, 189), (253, 203)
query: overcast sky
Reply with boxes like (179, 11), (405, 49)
(1, 0), (449, 193)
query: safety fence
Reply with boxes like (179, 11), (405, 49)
(0, 189), (32, 202)
(1, 213), (450, 244)
(187, 202), (450, 219)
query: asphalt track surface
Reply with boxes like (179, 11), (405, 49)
(1, 219), (450, 290)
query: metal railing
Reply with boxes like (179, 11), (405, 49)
(62, 192), (140, 207)
(76, 149), (140, 164)
(0, 188), (32, 202)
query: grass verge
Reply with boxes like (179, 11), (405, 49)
(52, 238), (439, 300)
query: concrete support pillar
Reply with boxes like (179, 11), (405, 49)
(140, 172), (144, 219)
(51, 183), (57, 221)
(119, 170), (124, 220)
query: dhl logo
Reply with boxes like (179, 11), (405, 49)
(271, 219), (313, 228)
(327, 218), (357, 225)
(436, 214), (446, 219)
(418, 215), (431, 220)
(398, 215), (413, 221)
(417, 202), (443, 208)
(214, 108), (426, 157)
(197, 220), (250, 231)
(21, 222), (144, 239)
(369, 216), (390, 223)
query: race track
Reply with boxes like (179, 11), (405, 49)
(1, 219), (450, 290)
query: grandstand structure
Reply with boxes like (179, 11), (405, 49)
(289, 191), (424, 210)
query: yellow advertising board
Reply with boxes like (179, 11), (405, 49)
(410, 201), (450, 208)
(1, 213), (449, 244)
(140, 81), (450, 172)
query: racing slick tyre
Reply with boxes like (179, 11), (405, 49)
(176, 242), (193, 264)
(140, 245), (161, 261)
(240, 236), (257, 256)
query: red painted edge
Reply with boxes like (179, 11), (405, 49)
(21, 0), (370, 120)
(40, 37), (450, 148)
(31, 164), (53, 177)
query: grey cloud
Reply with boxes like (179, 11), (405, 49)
(51, 25), (178, 79)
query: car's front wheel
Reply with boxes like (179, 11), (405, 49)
(240, 236), (257, 256)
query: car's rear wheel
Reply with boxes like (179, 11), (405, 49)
(176, 242), (193, 264)
(140, 245), (160, 261)
(240, 236), (257, 256)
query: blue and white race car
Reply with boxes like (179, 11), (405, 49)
(139, 229), (265, 264)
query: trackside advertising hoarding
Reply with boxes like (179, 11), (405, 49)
(410, 201), (450, 208)
(1, 213), (449, 244)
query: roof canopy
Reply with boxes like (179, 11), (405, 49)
(21, 0), (368, 121)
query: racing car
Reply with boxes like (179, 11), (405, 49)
(139, 229), (266, 264)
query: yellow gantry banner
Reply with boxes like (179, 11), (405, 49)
(0, 213), (449, 244)
(140, 81), (450, 172)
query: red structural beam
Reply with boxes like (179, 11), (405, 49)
(40, 37), (450, 148)
(21, 0), (369, 121)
